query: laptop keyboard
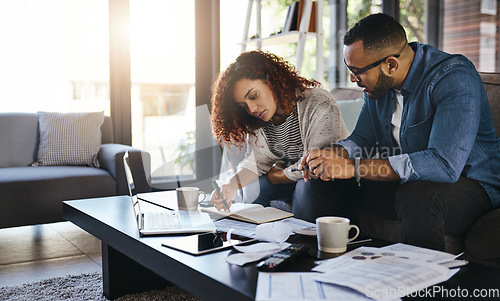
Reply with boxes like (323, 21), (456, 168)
(147, 212), (182, 230)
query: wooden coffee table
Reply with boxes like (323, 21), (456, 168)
(63, 191), (500, 300)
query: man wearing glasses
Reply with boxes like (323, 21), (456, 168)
(295, 13), (500, 252)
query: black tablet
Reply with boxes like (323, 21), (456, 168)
(161, 231), (256, 255)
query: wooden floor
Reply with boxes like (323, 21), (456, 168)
(0, 221), (102, 288)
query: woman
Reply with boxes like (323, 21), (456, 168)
(210, 50), (348, 211)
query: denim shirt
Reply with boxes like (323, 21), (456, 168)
(338, 42), (500, 208)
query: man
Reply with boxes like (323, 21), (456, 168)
(294, 13), (500, 252)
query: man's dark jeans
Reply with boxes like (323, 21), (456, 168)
(252, 174), (296, 207)
(292, 176), (492, 251)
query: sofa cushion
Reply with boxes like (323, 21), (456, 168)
(337, 98), (364, 134)
(0, 113), (39, 168)
(33, 112), (104, 167)
(0, 166), (113, 182)
(465, 208), (500, 259)
(330, 87), (364, 101)
(331, 87), (364, 134)
(0, 166), (116, 228)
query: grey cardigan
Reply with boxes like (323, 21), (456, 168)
(237, 88), (349, 182)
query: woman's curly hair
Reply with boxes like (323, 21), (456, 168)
(210, 50), (319, 145)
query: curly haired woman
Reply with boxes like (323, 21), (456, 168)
(209, 50), (349, 215)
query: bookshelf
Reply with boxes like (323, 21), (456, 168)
(243, 31), (318, 48)
(240, 0), (324, 83)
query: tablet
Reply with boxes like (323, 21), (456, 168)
(161, 231), (256, 255)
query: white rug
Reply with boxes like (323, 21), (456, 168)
(0, 272), (200, 301)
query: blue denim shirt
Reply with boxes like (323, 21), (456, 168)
(338, 42), (500, 208)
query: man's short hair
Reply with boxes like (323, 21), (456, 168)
(344, 13), (407, 51)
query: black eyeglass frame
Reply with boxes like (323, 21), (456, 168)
(344, 54), (400, 77)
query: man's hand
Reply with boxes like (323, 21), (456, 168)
(299, 147), (401, 182)
(299, 148), (355, 182)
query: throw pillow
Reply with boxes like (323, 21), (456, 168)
(33, 112), (104, 167)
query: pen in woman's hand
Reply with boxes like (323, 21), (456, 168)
(212, 179), (230, 212)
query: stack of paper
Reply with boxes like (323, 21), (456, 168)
(202, 203), (294, 224)
(214, 216), (315, 238)
(256, 243), (464, 301)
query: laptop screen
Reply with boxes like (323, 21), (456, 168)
(123, 151), (142, 225)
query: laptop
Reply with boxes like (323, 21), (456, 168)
(123, 151), (217, 236)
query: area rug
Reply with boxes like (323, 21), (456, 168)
(0, 272), (200, 301)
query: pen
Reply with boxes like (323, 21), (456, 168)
(212, 179), (230, 212)
(137, 197), (174, 211)
(290, 166), (309, 172)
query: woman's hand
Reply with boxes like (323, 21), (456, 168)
(209, 183), (238, 211)
(267, 162), (294, 184)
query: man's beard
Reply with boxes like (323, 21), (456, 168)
(368, 68), (394, 99)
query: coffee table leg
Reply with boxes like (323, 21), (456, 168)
(101, 242), (171, 299)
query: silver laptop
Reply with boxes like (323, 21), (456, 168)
(123, 151), (216, 236)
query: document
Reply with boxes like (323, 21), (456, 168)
(214, 217), (315, 238)
(379, 243), (458, 264)
(312, 246), (435, 273)
(214, 218), (258, 238)
(277, 217), (316, 230)
(314, 256), (450, 301)
(312, 245), (460, 301)
(256, 272), (374, 300)
(202, 203), (294, 224)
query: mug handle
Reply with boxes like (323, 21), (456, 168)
(197, 191), (207, 203)
(347, 225), (360, 243)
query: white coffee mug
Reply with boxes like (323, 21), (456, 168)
(316, 216), (360, 253)
(176, 187), (206, 210)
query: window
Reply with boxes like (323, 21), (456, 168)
(347, 0), (382, 29)
(130, 0), (197, 184)
(399, 0), (425, 43)
(442, 0), (499, 72)
(0, 0), (110, 114)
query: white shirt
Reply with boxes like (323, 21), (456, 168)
(391, 89), (404, 147)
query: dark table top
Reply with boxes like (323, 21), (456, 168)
(63, 191), (500, 301)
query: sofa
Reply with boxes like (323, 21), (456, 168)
(221, 72), (500, 261)
(0, 112), (151, 229)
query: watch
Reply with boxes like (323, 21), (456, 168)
(355, 157), (361, 186)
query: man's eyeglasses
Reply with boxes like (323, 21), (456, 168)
(344, 54), (400, 79)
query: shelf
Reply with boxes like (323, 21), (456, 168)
(240, 0), (324, 83)
(241, 31), (320, 48)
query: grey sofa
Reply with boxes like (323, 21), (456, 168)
(0, 113), (151, 229)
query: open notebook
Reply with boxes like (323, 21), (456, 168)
(201, 203), (294, 224)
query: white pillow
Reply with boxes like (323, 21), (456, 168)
(33, 112), (104, 167)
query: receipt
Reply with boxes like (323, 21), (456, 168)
(225, 227), (291, 266)
(233, 242), (285, 253)
(255, 222), (293, 242)
(226, 242), (290, 266)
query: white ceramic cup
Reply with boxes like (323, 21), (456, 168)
(316, 216), (360, 253)
(176, 187), (206, 210)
